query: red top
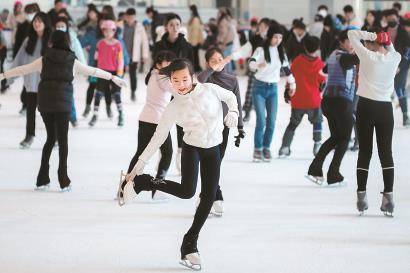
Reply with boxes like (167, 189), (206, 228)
(290, 54), (326, 109)
(95, 39), (124, 76)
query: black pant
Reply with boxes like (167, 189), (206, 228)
(192, 45), (202, 72)
(153, 142), (221, 236)
(127, 121), (173, 179)
(310, 97), (353, 179)
(356, 97), (394, 193)
(95, 75), (121, 112)
(20, 86), (27, 109)
(176, 125), (184, 148)
(86, 82), (96, 105)
(128, 62), (138, 93)
(26, 92), (37, 137)
(37, 112), (70, 188)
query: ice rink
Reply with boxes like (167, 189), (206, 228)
(1, 74), (409, 273)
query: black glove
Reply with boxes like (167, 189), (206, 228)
(284, 82), (291, 103)
(234, 128), (246, 147)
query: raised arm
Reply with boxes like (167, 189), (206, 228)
(347, 30), (376, 59)
(2, 57), (42, 79)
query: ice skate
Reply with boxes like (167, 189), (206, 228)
(211, 200), (224, 217)
(20, 135), (34, 149)
(262, 149), (272, 162)
(380, 192), (394, 217)
(106, 106), (113, 119)
(305, 174), (324, 185)
(253, 150), (263, 162)
(61, 185), (72, 192)
(82, 105), (91, 117)
(34, 184), (50, 191)
(327, 172), (347, 187)
(117, 170), (136, 206)
(180, 234), (201, 271)
(89, 114), (98, 127)
(356, 191), (368, 215)
(278, 146), (291, 158)
(403, 114), (410, 128)
(313, 141), (321, 156)
(117, 112), (124, 127)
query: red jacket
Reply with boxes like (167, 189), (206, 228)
(290, 54), (326, 109)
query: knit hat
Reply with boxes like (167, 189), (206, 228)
(101, 20), (117, 30)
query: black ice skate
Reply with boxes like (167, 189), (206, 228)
(306, 166), (324, 185)
(82, 105), (91, 117)
(20, 135), (34, 149)
(278, 146), (291, 158)
(118, 112), (124, 127)
(380, 192), (394, 217)
(356, 191), (368, 215)
(89, 114), (98, 127)
(180, 234), (201, 271)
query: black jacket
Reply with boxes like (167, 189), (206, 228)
(38, 48), (76, 113)
(286, 32), (309, 62)
(385, 25), (410, 68)
(152, 33), (194, 62)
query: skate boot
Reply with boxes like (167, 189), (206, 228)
(403, 114), (410, 128)
(306, 165), (324, 185)
(20, 135), (34, 149)
(262, 149), (272, 162)
(253, 149), (263, 162)
(58, 170), (71, 192)
(356, 191), (368, 215)
(313, 141), (321, 156)
(243, 111), (250, 122)
(327, 171), (346, 186)
(278, 146), (291, 158)
(35, 184), (50, 191)
(36, 165), (50, 190)
(82, 105), (91, 117)
(212, 200), (224, 217)
(117, 112), (124, 127)
(89, 114), (98, 127)
(176, 148), (182, 175)
(106, 106), (113, 119)
(380, 192), (394, 217)
(180, 234), (201, 271)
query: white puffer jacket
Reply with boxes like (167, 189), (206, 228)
(139, 82), (239, 163)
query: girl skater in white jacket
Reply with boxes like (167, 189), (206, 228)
(117, 58), (239, 270)
(348, 29), (401, 216)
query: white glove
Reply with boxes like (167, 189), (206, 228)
(112, 76), (127, 88)
(126, 160), (146, 182)
(224, 111), (238, 128)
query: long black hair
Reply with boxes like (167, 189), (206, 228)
(362, 10), (382, 30)
(50, 30), (72, 52)
(78, 4), (100, 29)
(145, 50), (176, 84)
(263, 23), (286, 64)
(159, 58), (194, 79)
(25, 12), (52, 56)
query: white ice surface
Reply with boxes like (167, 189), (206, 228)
(0, 74), (409, 273)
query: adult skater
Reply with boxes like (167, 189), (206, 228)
(197, 47), (245, 216)
(348, 29), (401, 216)
(306, 30), (357, 185)
(118, 59), (239, 270)
(0, 30), (126, 191)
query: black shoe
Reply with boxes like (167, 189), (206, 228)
(403, 114), (410, 127)
(20, 135), (34, 149)
(106, 107), (113, 119)
(118, 112), (124, 127)
(89, 114), (97, 127)
(327, 172), (344, 184)
(131, 92), (136, 102)
(82, 105), (91, 117)
(262, 148), (272, 162)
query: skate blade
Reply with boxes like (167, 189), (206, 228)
(179, 259), (201, 271)
(34, 185), (50, 191)
(326, 180), (347, 188)
(210, 211), (223, 217)
(305, 175), (324, 186)
(60, 185), (72, 193)
(278, 154), (289, 159)
(382, 211), (394, 217)
(253, 158), (263, 163)
(117, 170), (127, 207)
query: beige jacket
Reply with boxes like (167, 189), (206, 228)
(217, 17), (235, 48)
(132, 22), (150, 62)
(187, 17), (204, 46)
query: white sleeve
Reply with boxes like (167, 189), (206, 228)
(249, 47), (263, 71)
(348, 30), (377, 60)
(138, 102), (177, 163)
(210, 83), (239, 114)
(73, 60), (113, 80)
(4, 57), (42, 79)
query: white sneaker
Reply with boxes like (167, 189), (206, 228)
(176, 148), (182, 175)
(212, 200), (224, 217)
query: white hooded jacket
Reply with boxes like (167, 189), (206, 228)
(138, 82), (239, 163)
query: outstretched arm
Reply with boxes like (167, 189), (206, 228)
(73, 60), (127, 87)
(1, 57), (42, 80)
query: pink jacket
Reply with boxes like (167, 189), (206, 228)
(139, 69), (173, 124)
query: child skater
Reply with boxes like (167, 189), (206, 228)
(348, 29), (401, 216)
(0, 30), (126, 191)
(278, 36), (326, 157)
(118, 59), (239, 270)
(119, 50), (176, 203)
(196, 47), (245, 216)
(89, 19), (125, 127)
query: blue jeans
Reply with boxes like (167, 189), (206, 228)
(70, 95), (77, 123)
(252, 80), (278, 150)
(394, 61), (409, 114)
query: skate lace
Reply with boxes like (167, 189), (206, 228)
(151, 177), (166, 185)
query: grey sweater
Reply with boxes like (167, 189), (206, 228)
(12, 38), (42, 92)
(197, 68), (244, 129)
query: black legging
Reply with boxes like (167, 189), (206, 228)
(37, 112), (70, 188)
(127, 121), (173, 179)
(356, 96), (394, 193)
(26, 92), (37, 137)
(148, 142), (221, 236)
(309, 97), (354, 180)
(128, 62), (138, 94)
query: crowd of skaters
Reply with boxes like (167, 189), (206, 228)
(0, 0), (409, 270)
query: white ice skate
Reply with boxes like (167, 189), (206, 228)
(305, 174), (324, 186)
(117, 170), (136, 206)
(180, 253), (202, 271)
(34, 184), (50, 191)
(61, 185), (72, 192)
(211, 200), (224, 217)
